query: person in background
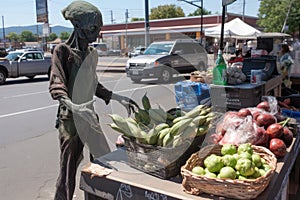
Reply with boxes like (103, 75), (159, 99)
(49, 1), (138, 199)
(279, 44), (294, 88)
(228, 49), (244, 65)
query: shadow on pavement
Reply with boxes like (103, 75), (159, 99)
(2, 77), (49, 85)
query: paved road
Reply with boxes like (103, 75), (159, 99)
(97, 54), (216, 71)
(0, 66), (182, 200)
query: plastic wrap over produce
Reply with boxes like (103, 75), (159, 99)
(202, 96), (282, 147)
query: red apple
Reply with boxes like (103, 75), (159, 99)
(269, 138), (287, 158)
(256, 113), (276, 128)
(237, 108), (252, 117)
(281, 127), (293, 147)
(251, 110), (262, 121)
(256, 101), (270, 112)
(253, 126), (269, 146)
(266, 123), (283, 139)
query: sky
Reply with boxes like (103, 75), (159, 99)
(0, 0), (260, 28)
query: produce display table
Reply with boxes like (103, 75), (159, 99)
(209, 75), (282, 111)
(263, 75), (282, 96)
(80, 133), (300, 200)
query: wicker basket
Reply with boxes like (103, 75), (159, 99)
(181, 144), (277, 199)
(123, 135), (205, 179)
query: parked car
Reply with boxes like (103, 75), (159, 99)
(125, 39), (208, 83)
(108, 49), (121, 56)
(91, 43), (108, 56)
(128, 46), (146, 58)
(0, 50), (52, 84)
(0, 48), (8, 57)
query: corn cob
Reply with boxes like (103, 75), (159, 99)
(146, 129), (159, 145)
(172, 135), (183, 148)
(108, 114), (132, 137)
(185, 104), (206, 118)
(157, 127), (171, 146)
(192, 115), (208, 126)
(136, 130), (148, 144)
(126, 117), (138, 125)
(169, 118), (193, 136)
(109, 123), (125, 134)
(178, 123), (198, 140)
(154, 123), (169, 133)
(197, 125), (209, 136)
(162, 132), (174, 147)
(126, 119), (142, 138)
(172, 116), (189, 124)
(199, 106), (212, 116)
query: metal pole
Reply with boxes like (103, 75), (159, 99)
(2, 16), (6, 48)
(125, 9), (128, 53)
(177, 0), (203, 43)
(111, 10), (114, 24)
(145, 0), (150, 47)
(200, 0), (203, 44)
(242, 0), (245, 21)
(36, 24), (39, 42)
(220, 5), (226, 51)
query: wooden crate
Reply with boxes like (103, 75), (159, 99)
(263, 75), (282, 96)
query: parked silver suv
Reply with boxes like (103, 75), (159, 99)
(125, 39), (208, 83)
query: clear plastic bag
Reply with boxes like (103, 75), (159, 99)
(261, 96), (278, 115)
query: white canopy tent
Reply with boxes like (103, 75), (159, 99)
(205, 18), (261, 39)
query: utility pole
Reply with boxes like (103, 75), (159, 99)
(220, 5), (226, 51)
(110, 10), (114, 24)
(2, 16), (6, 48)
(177, 0), (203, 44)
(242, 0), (245, 21)
(125, 9), (129, 53)
(36, 24), (39, 42)
(220, 0), (237, 50)
(145, 0), (150, 47)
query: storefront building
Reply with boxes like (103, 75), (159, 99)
(99, 13), (259, 53)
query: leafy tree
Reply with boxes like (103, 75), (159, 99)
(131, 17), (144, 22)
(150, 4), (185, 20)
(60, 31), (70, 41)
(48, 32), (58, 42)
(257, 0), (300, 33)
(19, 30), (35, 42)
(6, 32), (19, 42)
(188, 8), (211, 16)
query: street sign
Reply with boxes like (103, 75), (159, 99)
(222, 0), (236, 6)
(42, 23), (50, 37)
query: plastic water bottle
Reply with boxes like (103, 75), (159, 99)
(212, 49), (227, 85)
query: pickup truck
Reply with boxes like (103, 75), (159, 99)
(0, 50), (52, 84)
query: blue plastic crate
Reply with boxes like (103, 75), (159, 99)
(281, 109), (300, 122)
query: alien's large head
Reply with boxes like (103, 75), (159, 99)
(62, 1), (102, 43)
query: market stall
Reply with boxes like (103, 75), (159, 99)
(79, 88), (300, 199)
(80, 134), (300, 200)
(204, 18), (261, 39)
(79, 39), (300, 199)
